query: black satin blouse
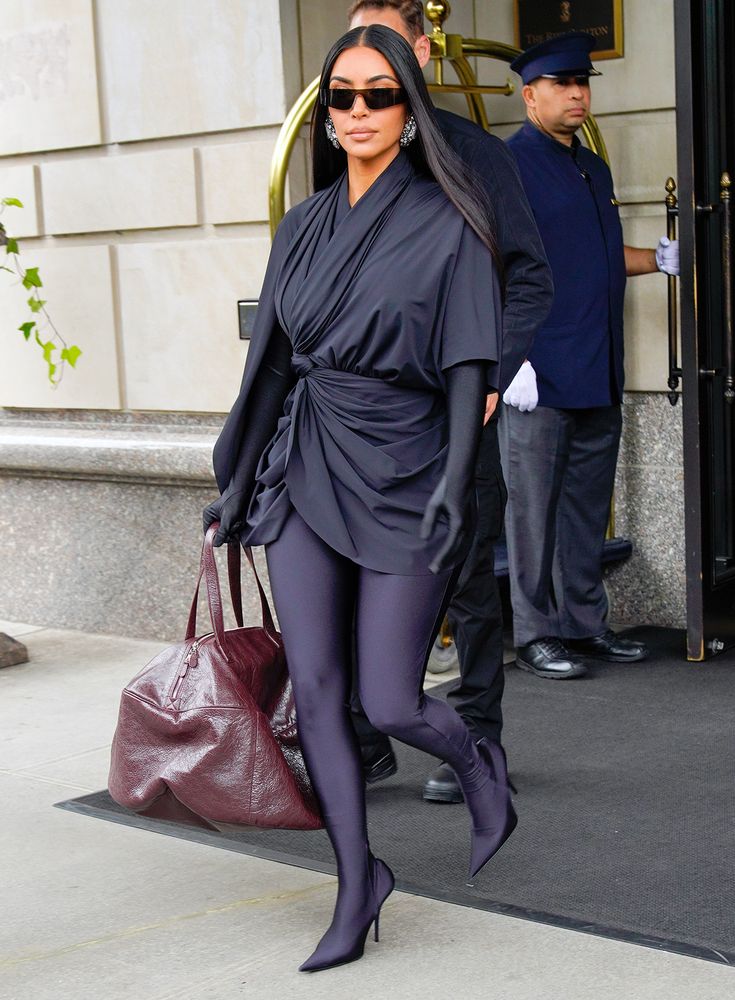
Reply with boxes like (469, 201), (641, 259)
(225, 153), (502, 574)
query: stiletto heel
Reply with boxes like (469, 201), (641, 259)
(299, 856), (394, 973)
(465, 738), (518, 879)
(493, 741), (518, 794)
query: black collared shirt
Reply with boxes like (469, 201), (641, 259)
(434, 108), (554, 395)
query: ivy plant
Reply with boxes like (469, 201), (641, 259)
(1, 197), (82, 385)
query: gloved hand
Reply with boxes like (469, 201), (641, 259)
(421, 474), (474, 574)
(655, 236), (680, 276)
(421, 361), (486, 574)
(502, 360), (538, 412)
(202, 483), (249, 547)
(205, 326), (296, 549)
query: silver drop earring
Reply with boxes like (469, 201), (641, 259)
(399, 115), (417, 147)
(325, 115), (341, 149)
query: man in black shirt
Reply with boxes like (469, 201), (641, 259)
(347, 0), (553, 801)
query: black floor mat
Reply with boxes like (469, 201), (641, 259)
(56, 627), (735, 965)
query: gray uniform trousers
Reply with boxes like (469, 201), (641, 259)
(499, 403), (622, 646)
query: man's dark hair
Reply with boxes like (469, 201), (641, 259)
(347, 0), (425, 40)
(311, 24), (500, 266)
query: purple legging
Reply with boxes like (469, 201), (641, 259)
(266, 507), (480, 914)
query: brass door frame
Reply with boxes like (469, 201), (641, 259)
(268, 8), (610, 234)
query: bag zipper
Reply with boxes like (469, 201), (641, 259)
(168, 625), (279, 705)
(170, 633), (213, 703)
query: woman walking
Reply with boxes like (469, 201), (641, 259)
(204, 24), (516, 973)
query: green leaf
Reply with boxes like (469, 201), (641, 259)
(33, 330), (55, 365)
(27, 297), (46, 313)
(34, 332), (55, 365)
(22, 266), (42, 289)
(61, 345), (82, 368)
(5, 237), (19, 255)
(2, 197), (24, 208)
(47, 362), (57, 384)
(18, 321), (35, 341)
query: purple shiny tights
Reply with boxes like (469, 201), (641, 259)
(266, 508), (483, 962)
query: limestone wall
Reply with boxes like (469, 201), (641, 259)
(0, 0), (301, 412)
(1, 0), (678, 409)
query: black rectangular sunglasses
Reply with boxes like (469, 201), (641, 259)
(320, 86), (408, 111)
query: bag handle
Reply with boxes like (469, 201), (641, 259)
(189, 523), (228, 654)
(185, 525), (277, 645)
(185, 543), (244, 637)
(226, 542), (277, 635)
(227, 543), (244, 628)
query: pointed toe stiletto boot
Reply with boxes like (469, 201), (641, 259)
(299, 856), (395, 973)
(464, 739), (518, 879)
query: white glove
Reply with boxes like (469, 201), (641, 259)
(503, 360), (538, 412)
(655, 236), (680, 276)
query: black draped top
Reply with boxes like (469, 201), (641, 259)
(214, 152), (501, 575)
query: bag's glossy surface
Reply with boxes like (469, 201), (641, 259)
(108, 526), (322, 831)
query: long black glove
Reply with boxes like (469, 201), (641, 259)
(421, 360), (487, 574)
(203, 328), (295, 546)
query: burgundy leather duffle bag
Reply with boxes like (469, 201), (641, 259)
(108, 523), (322, 832)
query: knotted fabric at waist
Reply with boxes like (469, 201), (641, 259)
(291, 352), (378, 384)
(290, 354), (438, 399)
(244, 354), (452, 574)
(291, 353), (317, 377)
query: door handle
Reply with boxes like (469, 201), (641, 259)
(721, 172), (734, 404)
(665, 178), (681, 405)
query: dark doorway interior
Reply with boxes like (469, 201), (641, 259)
(676, 0), (735, 659)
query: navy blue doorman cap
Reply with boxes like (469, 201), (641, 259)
(510, 31), (602, 84)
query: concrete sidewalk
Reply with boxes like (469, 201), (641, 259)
(0, 620), (732, 1000)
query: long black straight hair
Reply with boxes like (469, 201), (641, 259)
(311, 24), (501, 270)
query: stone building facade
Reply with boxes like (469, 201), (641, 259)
(0, 0), (682, 639)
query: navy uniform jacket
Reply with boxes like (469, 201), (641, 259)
(506, 121), (626, 408)
(435, 109), (553, 395)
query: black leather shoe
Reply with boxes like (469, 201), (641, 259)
(423, 749), (518, 803)
(516, 638), (587, 679)
(362, 742), (398, 784)
(565, 628), (648, 662)
(423, 762), (464, 803)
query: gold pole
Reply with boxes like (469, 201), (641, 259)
(268, 76), (320, 238)
(581, 115), (610, 166)
(448, 56), (490, 130)
(426, 0), (449, 85)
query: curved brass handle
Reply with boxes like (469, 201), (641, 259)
(665, 178), (681, 405)
(267, 0), (614, 233)
(722, 172), (734, 403)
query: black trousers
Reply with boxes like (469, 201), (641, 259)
(499, 403), (622, 646)
(350, 417), (508, 752)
